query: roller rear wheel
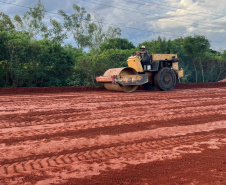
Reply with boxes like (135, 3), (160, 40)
(154, 67), (176, 91)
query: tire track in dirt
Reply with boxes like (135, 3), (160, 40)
(0, 121), (225, 163)
(0, 89), (225, 117)
(0, 96), (225, 142)
(0, 132), (225, 177)
(0, 97), (225, 129)
(0, 112), (225, 144)
(0, 88), (224, 110)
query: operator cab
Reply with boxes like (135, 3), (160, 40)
(142, 55), (179, 72)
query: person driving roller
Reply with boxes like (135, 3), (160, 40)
(136, 45), (151, 70)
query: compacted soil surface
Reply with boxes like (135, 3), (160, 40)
(0, 83), (226, 185)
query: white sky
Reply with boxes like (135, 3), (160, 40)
(1, 0), (226, 51)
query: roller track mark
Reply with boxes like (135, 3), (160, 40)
(60, 156), (68, 164)
(1, 122), (226, 163)
(4, 166), (8, 175)
(1, 95), (226, 123)
(29, 162), (34, 170)
(1, 95), (225, 129)
(46, 158), (57, 167)
(1, 104), (225, 132)
(162, 100), (226, 110)
(0, 89), (224, 107)
(45, 158), (51, 167)
(22, 163), (26, 171)
(0, 134), (224, 168)
(67, 155), (73, 163)
(63, 154), (73, 164)
(0, 109), (220, 131)
(55, 155), (66, 165)
(0, 92), (224, 120)
(1, 111), (225, 144)
(0, 132), (224, 177)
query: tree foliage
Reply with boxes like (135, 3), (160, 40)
(14, 0), (47, 39)
(58, 5), (121, 49)
(0, 31), (76, 87)
(183, 35), (210, 82)
(100, 38), (135, 51)
(0, 13), (15, 31)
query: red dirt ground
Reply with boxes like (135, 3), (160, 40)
(0, 83), (226, 185)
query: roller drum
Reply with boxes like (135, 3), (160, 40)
(103, 67), (138, 92)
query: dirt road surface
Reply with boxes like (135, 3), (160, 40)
(0, 84), (226, 184)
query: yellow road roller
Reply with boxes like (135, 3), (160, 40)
(96, 54), (184, 92)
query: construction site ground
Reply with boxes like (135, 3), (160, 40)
(0, 82), (226, 185)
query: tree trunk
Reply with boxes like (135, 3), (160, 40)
(216, 61), (226, 81)
(199, 56), (204, 82)
(9, 52), (14, 86)
(217, 69), (226, 81)
(195, 67), (198, 83)
(193, 59), (198, 83)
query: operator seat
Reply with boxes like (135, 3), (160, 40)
(145, 54), (152, 71)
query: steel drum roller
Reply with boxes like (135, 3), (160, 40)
(103, 67), (138, 92)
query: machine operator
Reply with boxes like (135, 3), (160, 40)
(136, 45), (151, 70)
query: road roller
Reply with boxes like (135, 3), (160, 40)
(96, 54), (184, 92)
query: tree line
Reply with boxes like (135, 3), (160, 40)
(0, 1), (225, 87)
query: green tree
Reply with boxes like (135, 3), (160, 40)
(222, 50), (226, 60)
(14, 0), (48, 39)
(59, 4), (121, 49)
(138, 37), (170, 54)
(100, 38), (135, 51)
(183, 35), (210, 82)
(58, 4), (94, 48)
(28, 39), (75, 87)
(0, 13), (15, 31)
(205, 50), (226, 82)
(89, 17), (121, 49)
(48, 19), (67, 43)
(2, 31), (31, 87)
(73, 48), (134, 86)
(0, 30), (77, 87)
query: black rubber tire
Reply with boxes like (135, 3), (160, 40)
(143, 83), (156, 91)
(154, 67), (176, 91)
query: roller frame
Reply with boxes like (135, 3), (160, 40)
(96, 74), (148, 86)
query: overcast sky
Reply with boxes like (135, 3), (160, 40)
(1, 0), (226, 51)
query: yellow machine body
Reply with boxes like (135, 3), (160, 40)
(177, 68), (184, 79)
(152, 54), (178, 61)
(172, 62), (179, 70)
(127, 56), (144, 72)
(96, 54), (184, 92)
(127, 54), (183, 79)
